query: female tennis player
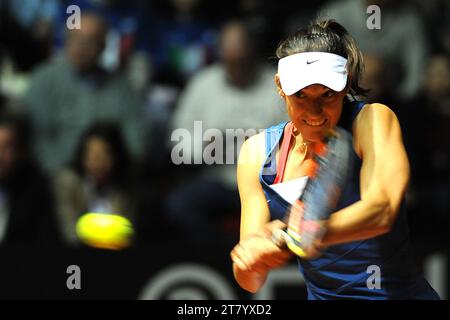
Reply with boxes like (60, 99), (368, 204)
(230, 19), (440, 300)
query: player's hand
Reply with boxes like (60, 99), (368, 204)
(231, 220), (292, 274)
(272, 219), (328, 260)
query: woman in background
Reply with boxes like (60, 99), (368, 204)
(53, 122), (135, 247)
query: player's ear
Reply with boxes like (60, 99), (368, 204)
(274, 74), (286, 98)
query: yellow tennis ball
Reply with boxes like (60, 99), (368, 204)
(76, 213), (134, 250)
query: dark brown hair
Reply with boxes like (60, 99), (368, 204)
(71, 122), (131, 187)
(276, 19), (368, 97)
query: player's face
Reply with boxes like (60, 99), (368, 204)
(285, 84), (346, 142)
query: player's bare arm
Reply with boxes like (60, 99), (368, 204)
(321, 103), (410, 246)
(231, 133), (292, 292)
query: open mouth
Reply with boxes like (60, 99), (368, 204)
(303, 119), (327, 127)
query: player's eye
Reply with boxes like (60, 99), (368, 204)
(294, 90), (306, 98)
(323, 90), (337, 98)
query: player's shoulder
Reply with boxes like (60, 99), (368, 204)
(356, 102), (399, 125)
(240, 131), (266, 154)
(354, 102), (403, 149)
(359, 102), (397, 116)
(238, 131), (266, 167)
(239, 122), (288, 166)
(353, 103), (401, 151)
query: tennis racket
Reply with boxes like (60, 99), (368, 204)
(272, 126), (353, 258)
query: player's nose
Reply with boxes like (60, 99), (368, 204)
(305, 101), (324, 116)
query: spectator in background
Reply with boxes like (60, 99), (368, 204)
(149, 0), (218, 88)
(137, 0), (218, 174)
(318, 0), (429, 102)
(0, 111), (59, 246)
(165, 19), (288, 247)
(54, 0), (154, 93)
(53, 122), (135, 247)
(22, 12), (147, 174)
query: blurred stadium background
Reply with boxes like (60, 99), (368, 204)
(0, 0), (448, 299)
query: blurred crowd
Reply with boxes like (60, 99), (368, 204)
(0, 0), (448, 258)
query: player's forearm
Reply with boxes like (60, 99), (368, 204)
(321, 198), (393, 246)
(233, 263), (268, 293)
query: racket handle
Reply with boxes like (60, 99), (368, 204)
(271, 228), (307, 257)
(271, 222), (325, 259)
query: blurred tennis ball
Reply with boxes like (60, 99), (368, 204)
(76, 213), (134, 250)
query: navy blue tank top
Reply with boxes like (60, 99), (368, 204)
(259, 101), (440, 300)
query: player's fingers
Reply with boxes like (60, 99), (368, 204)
(252, 253), (288, 272)
(230, 251), (248, 271)
(262, 219), (286, 236)
(231, 244), (256, 270)
(264, 249), (292, 267)
(248, 264), (269, 274)
(271, 228), (289, 248)
(247, 256), (274, 273)
(233, 250), (270, 275)
(231, 244), (248, 265)
(273, 249), (292, 262)
(261, 257), (285, 269)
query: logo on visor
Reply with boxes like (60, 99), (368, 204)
(306, 59), (320, 64)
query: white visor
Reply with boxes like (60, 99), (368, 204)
(278, 52), (348, 96)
